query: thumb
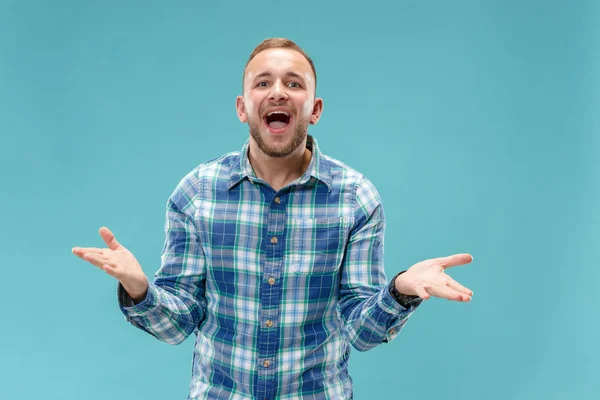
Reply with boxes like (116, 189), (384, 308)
(99, 226), (122, 250)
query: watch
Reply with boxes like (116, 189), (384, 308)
(389, 271), (421, 308)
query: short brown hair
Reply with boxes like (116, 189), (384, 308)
(242, 38), (317, 92)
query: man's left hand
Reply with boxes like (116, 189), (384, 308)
(395, 254), (474, 302)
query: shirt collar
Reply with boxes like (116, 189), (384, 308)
(228, 135), (332, 191)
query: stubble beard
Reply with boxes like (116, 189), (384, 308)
(249, 116), (309, 158)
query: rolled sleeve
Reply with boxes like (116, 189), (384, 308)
(338, 176), (422, 350)
(116, 170), (208, 345)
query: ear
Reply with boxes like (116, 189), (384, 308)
(309, 98), (324, 125)
(236, 96), (248, 123)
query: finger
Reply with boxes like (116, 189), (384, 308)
(82, 253), (115, 269)
(445, 275), (473, 296)
(72, 247), (105, 257)
(99, 227), (122, 251)
(440, 253), (473, 269)
(426, 284), (471, 302)
(72, 248), (86, 258)
(82, 253), (110, 265)
(83, 253), (111, 262)
(102, 264), (119, 278)
(72, 248), (101, 260)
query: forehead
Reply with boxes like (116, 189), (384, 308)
(245, 48), (314, 83)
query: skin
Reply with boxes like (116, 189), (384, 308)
(72, 48), (474, 303)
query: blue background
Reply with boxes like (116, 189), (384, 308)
(1, 0), (598, 399)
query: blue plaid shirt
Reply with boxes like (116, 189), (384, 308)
(119, 135), (421, 399)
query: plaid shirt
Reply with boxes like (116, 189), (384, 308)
(118, 135), (421, 399)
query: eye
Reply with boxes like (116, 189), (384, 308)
(288, 82), (300, 88)
(257, 81), (269, 87)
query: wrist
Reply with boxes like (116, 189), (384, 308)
(389, 271), (420, 307)
(121, 276), (149, 303)
(394, 271), (417, 296)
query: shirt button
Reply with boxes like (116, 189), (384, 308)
(274, 196), (281, 204)
(263, 360), (271, 368)
(265, 319), (273, 328)
(389, 328), (396, 335)
(270, 237), (278, 244)
(268, 277), (275, 285)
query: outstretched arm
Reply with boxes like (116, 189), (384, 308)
(72, 178), (208, 345)
(338, 176), (474, 352)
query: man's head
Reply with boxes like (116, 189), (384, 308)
(236, 38), (323, 158)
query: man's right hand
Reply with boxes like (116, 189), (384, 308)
(72, 227), (149, 302)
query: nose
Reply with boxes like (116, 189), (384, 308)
(268, 81), (289, 102)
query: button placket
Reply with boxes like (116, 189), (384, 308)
(257, 190), (284, 381)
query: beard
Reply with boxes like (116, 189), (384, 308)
(249, 115), (309, 158)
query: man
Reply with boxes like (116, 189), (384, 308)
(72, 38), (474, 399)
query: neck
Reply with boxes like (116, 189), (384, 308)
(248, 137), (312, 192)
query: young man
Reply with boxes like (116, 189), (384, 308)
(72, 38), (474, 400)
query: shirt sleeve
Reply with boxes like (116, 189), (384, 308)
(337, 176), (422, 352)
(118, 171), (207, 345)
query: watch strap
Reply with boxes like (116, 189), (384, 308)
(389, 271), (421, 308)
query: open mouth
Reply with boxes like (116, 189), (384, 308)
(264, 110), (291, 132)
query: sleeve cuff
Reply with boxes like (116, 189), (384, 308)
(118, 281), (159, 317)
(380, 286), (423, 343)
(380, 286), (421, 315)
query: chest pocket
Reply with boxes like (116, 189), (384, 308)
(287, 217), (353, 275)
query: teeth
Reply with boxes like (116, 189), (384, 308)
(266, 111), (290, 117)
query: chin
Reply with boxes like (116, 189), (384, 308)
(250, 118), (308, 158)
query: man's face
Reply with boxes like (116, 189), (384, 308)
(236, 48), (323, 158)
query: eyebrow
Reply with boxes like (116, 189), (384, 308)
(253, 71), (306, 83)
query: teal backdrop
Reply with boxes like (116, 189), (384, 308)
(1, 1), (598, 399)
